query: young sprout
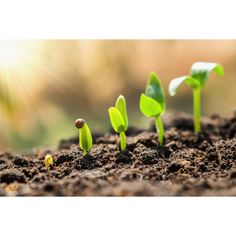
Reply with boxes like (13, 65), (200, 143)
(139, 72), (165, 145)
(75, 118), (93, 156)
(44, 154), (54, 171)
(108, 95), (128, 151)
(168, 62), (224, 133)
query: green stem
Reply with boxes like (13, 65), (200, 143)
(155, 116), (164, 145)
(119, 131), (126, 151)
(193, 88), (201, 133)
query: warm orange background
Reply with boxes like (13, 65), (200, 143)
(0, 40), (235, 150)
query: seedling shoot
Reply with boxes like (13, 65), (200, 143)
(168, 62), (224, 133)
(75, 118), (93, 156)
(44, 154), (54, 171)
(139, 72), (166, 145)
(108, 95), (128, 151)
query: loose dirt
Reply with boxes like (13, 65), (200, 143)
(1, 112), (236, 196)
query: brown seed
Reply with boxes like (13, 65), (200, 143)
(75, 118), (85, 129)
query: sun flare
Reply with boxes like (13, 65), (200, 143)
(0, 40), (45, 129)
(0, 40), (68, 139)
(0, 41), (32, 70)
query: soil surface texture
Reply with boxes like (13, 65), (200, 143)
(1, 112), (236, 196)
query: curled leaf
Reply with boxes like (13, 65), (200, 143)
(191, 62), (224, 87)
(168, 76), (190, 96)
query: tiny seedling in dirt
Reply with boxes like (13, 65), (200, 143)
(75, 118), (93, 156)
(108, 95), (128, 151)
(44, 154), (54, 171)
(140, 72), (165, 145)
(168, 62), (224, 133)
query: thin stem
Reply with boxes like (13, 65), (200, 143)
(83, 150), (88, 156)
(193, 88), (201, 133)
(119, 131), (127, 151)
(155, 116), (164, 145)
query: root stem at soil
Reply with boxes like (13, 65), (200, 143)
(155, 116), (164, 145)
(193, 88), (201, 133)
(119, 131), (126, 151)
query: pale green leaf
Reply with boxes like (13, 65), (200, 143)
(191, 62), (224, 87)
(108, 107), (125, 133)
(168, 76), (190, 96)
(139, 93), (162, 117)
(185, 77), (201, 88)
(145, 72), (165, 111)
(79, 123), (93, 154)
(115, 95), (128, 131)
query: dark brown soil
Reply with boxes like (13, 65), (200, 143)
(1, 112), (236, 196)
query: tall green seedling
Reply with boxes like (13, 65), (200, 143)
(139, 72), (166, 145)
(169, 62), (224, 133)
(108, 95), (128, 151)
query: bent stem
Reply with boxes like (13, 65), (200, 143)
(193, 88), (201, 133)
(119, 131), (127, 151)
(155, 116), (164, 145)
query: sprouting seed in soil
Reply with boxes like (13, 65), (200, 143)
(139, 72), (165, 145)
(75, 118), (93, 156)
(44, 154), (54, 170)
(108, 95), (128, 151)
(168, 62), (224, 133)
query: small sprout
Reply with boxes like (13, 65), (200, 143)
(108, 95), (128, 151)
(168, 62), (224, 133)
(139, 72), (165, 145)
(75, 118), (93, 156)
(44, 154), (54, 171)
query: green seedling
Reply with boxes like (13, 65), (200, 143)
(168, 62), (224, 133)
(44, 154), (54, 171)
(108, 95), (128, 151)
(75, 118), (93, 156)
(139, 72), (165, 145)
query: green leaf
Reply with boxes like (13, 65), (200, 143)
(139, 93), (162, 117)
(145, 72), (165, 111)
(191, 62), (224, 87)
(79, 122), (93, 154)
(169, 76), (188, 96)
(185, 77), (201, 88)
(108, 107), (125, 133)
(168, 75), (201, 96)
(115, 95), (128, 131)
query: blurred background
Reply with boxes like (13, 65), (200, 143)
(0, 40), (236, 151)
